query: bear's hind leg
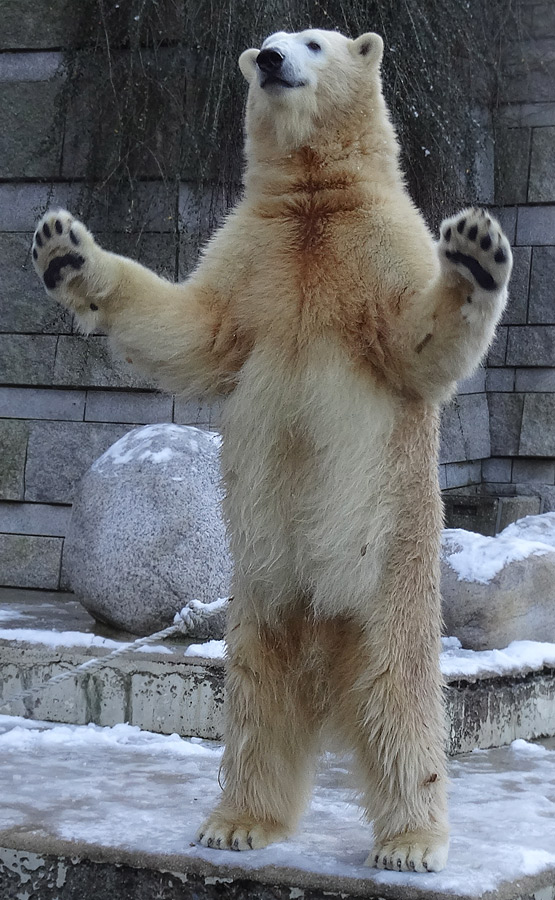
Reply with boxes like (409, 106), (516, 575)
(198, 605), (324, 851)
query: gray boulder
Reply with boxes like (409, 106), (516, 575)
(441, 513), (555, 651)
(65, 423), (231, 636)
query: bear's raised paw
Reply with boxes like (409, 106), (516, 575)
(32, 210), (92, 294)
(439, 208), (512, 295)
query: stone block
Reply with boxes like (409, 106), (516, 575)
(0, 233), (73, 334)
(0, 387), (85, 421)
(506, 326), (555, 366)
(487, 206), (517, 244)
(512, 459), (555, 484)
(0, 420), (29, 501)
(515, 367), (555, 391)
(0, 52), (61, 82)
(487, 325), (508, 366)
(485, 367), (515, 392)
(530, 1), (555, 37)
(0, 335), (57, 385)
(500, 38), (555, 104)
(501, 246), (530, 326)
(488, 392), (525, 456)
(529, 246), (555, 324)
(457, 393), (490, 460)
(497, 496), (542, 531)
(438, 464), (447, 491)
(495, 102), (555, 128)
(529, 127), (555, 202)
(0, 501), (72, 537)
(25, 421), (131, 504)
(444, 461), (482, 489)
(443, 494), (499, 536)
(1, 0), (78, 49)
(516, 205), (555, 245)
(0, 82), (62, 179)
(174, 397), (224, 430)
(482, 457), (513, 483)
(520, 394), (555, 456)
(54, 336), (156, 390)
(457, 367), (486, 394)
(493, 126), (530, 205)
(0, 183), (77, 230)
(439, 402), (465, 465)
(0, 534), (61, 589)
(85, 390), (173, 424)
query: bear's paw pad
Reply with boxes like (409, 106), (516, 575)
(197, 815), (287, 851)
(32, 210), (89, 293)
(368, 832), (449, 872)
(440, 208), (511, 294)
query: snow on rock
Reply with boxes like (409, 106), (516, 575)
(441, 513), (555, 651)
(65, 424), (231, 637)
(0, 715), (554, 896)
(440, 636), (555, 680)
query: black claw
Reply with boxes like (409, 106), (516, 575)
(55, 219), (63, 234)
(409, 860), (416, 871)
(43, 222), (51, 239)
(468, 224), (478, 240)
(457, 217), (466, 233)
(69, 228), (79, 246)
(232, 839), (239, 850)
(207, 837), (214, 848)
(480, 234), (492, 251)
(198, 832), (204, 842)
(443, 226), (451, 242)
(35, 233), (43, 248)
(247, 836), (253, 849)
(90, 303), (98, 311)
(494, 248), (507, 264)
(32, 248), (38, 260)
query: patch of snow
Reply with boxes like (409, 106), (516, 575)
(0, 717), (553, 895)
(441, 514), (555, 584)
(183, 639), (226, 659)
(440, 638), (555, 680)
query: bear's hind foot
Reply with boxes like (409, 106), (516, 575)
(368, 830), (449, 873)
(197, 811), (288, 851)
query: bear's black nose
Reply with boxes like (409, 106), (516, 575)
(256, 48), (285, 75)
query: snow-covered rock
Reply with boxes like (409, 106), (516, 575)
(65, 424), (231, 636)
(441, 513), (555, 651)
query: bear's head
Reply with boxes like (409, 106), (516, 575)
(239, 29), (390, 159)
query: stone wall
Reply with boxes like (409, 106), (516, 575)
(1, 0), (554, 590)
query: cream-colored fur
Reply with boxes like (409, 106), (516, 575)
(32, 28), (512, 873)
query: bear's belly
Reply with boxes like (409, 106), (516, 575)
(220, 339), (404, 618)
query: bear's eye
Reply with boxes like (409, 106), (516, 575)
(306, 41), (321, 52)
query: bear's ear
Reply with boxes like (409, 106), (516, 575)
(239, 48), (259, 82)
(350, 33), (384, 68)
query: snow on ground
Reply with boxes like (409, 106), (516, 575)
(442, 512), (555, 583)
(0, 714), (553, 896)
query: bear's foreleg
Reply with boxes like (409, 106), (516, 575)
(198, 604), (324, 851)
(32, 210), (246, 397)
(402, 208), (512, 401)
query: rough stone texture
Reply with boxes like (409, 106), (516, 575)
(441, 523), (555, 650)
(512, 459), (555, 484)
(0, 335), (57, 385)
(444, 461), (482, 490)
(440, 394), (490, 466)
(0, 387), (86, 421)
(528, 246), (555, 324)
(494, 126), (530, 205)
(488, 393), (525, 457)
(516, 205), (555, 245)
(54, 336), (156, 390)
(174, 397), (224, 430)
(529, 126), (555, 202)
(0, 82), (62, 179)
(0, 534), (61, 589)
(485, 368), (515, 392)
(487, 325), (508, 366)
(515, 367), (555, 391)
(25, 421), (131, 504)
(501, 39), (555, 104)
(443, 495), (499, 536)
(482, 457), (513, 484)
(1, 0), (78, 49)
(506, 326), (555, 367)
(65, 424), (232, 635)
(0, 420), (29, 501)
(502, 245), (531, 326)
(0, 502), (71, 538)
(0, 234), (73, 334)
(497, 496), (542, 532)
(84, 390), (173, 425)
(520, 394), (555, 456)
(497, 101), (555, 127)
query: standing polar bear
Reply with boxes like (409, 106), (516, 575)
(33, 28), (511, 873)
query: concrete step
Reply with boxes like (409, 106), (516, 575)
(1, 588), (555, 754)
(0, 715), (554, 900)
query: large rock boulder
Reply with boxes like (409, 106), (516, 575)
(65, 423), (231, 636)
(441, 513), (555, 650)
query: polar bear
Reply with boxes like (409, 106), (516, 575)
(32, 28), (512, 873)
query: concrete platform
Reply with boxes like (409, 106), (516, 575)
(0, 715), (554, 900)
(1, 589), (555, 754)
